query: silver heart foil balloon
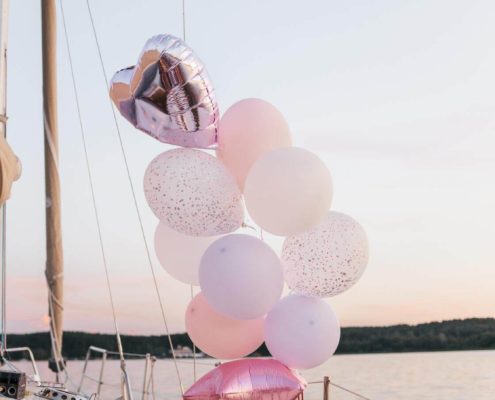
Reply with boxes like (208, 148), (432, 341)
(110, 34), (219, 148)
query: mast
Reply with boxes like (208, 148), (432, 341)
(41, 0), (64, 370)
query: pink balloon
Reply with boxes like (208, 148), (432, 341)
(185, 293), (265, 359)
(264, 295), (340, 370)
(216, 98), (292, 191)
(184, 359), (306, 400)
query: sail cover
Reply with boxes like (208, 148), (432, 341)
(0, 135), (21, 204)
(183, 359), (306, 400)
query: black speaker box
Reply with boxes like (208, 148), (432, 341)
(0, 371), (27, 400)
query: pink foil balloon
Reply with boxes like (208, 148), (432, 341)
(199, 234), (284, 320)
(154, 223), (219, 285)
(185, 293), (265, 359)
(183, 359), (306, 400)
(216, 99), (292, 191)
(109, 35), (219, 148)
(144, 148), (244, 236)
(282, 211), (369, 297)
(244, 147), (333, 236)
(264, 295), (340, 370)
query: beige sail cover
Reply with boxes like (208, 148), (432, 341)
(0, 134), (21, 204)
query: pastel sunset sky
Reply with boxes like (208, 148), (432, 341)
(5, 0), (495, 334)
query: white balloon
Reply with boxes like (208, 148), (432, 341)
(264, 295), (340, 370)
(244, 147), (332, 236)
(144, 148), (244, 236)
(154, 223), (219, 285)
(282, 211), (369, 297)
(199, 234), (284, 320)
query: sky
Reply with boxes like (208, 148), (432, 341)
(3, 0), (495, 334)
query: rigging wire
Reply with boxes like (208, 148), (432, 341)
(83, 0), (184, 393)
(58, 0), (128, 379)
(182, 0), (186, 42)
(181, 0), (198, 384)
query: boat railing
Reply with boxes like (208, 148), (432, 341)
(307, 376), (371, 400)
(307, 376), (330, 400)
(78, 346), (156, 400)
(77, 349), (371, 400)
(3, 346), (41, 385)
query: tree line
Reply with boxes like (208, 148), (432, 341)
(5, 318), (495, 360)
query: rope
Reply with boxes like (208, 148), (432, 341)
(46, 284), (63, 381)
(41, 77), (63, 378)
(189, 285), (197, 382)
(330, 382), (372, 400)
(84, 0), (184, 393)
(58, 0), (127, 370)
(45, 282), (77, 391)
(306, 380), (372, 400)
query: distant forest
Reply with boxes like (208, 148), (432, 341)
(5, 318), (495, 361)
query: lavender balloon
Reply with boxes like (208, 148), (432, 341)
(282, 211), (369, 297)
(199, 234), (284, 320)
(264, 295), (340, 369)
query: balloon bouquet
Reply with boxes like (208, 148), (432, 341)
(110, 34), (369, 395)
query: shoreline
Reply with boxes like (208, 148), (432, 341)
(5, 318), (495, 361)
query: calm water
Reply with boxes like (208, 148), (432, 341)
(12, 350), (495, 400)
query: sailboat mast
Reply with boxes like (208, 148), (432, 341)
(41, 0), (64, 366)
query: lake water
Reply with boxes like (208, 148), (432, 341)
(12, 350), (495, 400)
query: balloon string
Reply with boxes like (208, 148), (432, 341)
(241, 222), (264, 241)
(241, 221), (257, 232)
(190, 284), (197, 382)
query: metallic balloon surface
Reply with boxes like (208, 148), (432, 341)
(183, 359), (306, 400)
(282, 211), (369, 297)
(110, 34), (219, 148)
